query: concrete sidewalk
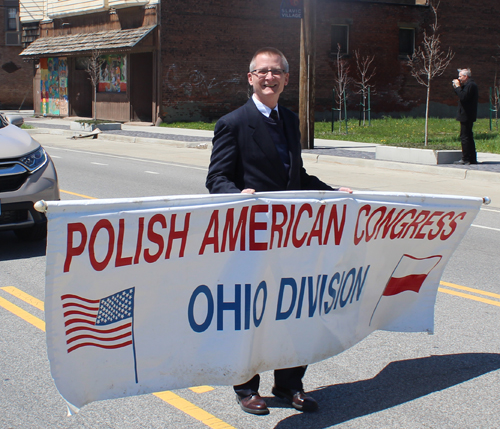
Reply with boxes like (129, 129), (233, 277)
(6, 111), (500, 207)
(22, 113), (500, 172)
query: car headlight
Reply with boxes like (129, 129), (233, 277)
(19, 146), (48, 173)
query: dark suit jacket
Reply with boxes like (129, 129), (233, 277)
(206, 99), (334, 194)
(455, 79), (478, 123)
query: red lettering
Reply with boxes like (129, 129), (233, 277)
(377, 208), (405, 239)
(292, 204), (313, 248)
(249, 205), (268, 251)
(222, 207), (248, 252)
(307, 205), (326, 246)
(144, 214), (166, 263)
(115, 219), (133, 267)
(435, 211), (454, 240)
(390, 209), (416, 239)
(354, 205), (370, 245)
(199, 211), (219, 255)
(324, 204), (347, 245)
(89, 219), (115, 271)
(441, 211), (466, 240)
(420, 211), (444, 240)
(64, 222), (87, 273)
(166, 213), (190, 258)
(283, 204), (295, 247)
(406, 210), (431, 239)
(270, 205), (288, 249)
(133, 217), (145, 264)
(365, 206), (387, 242)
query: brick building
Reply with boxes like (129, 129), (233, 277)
(160, 0), (498, 122)
(0, 0), (33, 110)
(18, 0), (500, 122)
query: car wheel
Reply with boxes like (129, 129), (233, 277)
(14, 222), (47, 241)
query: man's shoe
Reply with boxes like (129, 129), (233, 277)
(236, 393), (269, 415)
(454, 159), (470, 165)
(272, 386), (318, 412)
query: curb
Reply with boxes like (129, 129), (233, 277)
(28, 127), (209, 149)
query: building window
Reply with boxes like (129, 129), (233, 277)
(331, 25), (349, 55)
(399, 28), (415, 57)
(5, 5), (20, 46)
(7, 8), (18, 31)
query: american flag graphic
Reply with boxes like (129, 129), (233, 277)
(61, 288), (135, 354)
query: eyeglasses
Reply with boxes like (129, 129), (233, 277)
(250, 68), (286, 78)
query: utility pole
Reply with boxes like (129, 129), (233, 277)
(299, 0), (316, 149)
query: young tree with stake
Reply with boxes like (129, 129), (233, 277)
(407, 1), (454, 146)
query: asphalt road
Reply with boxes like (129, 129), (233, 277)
(1, 134), (499, 429)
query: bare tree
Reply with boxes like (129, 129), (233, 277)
(85, 48), (105, 121)
(407, 1), (454, 146)
(333, 44), (351, 132)
(353, 50), (376, 126)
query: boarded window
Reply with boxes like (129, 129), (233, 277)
(399, 28), (415, 56)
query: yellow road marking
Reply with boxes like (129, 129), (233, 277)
(1, 286), (44, 310)
(190, 386), (215, 394)
(154, 391), (236, 429)
(438, 287), (500, 307)
(60, 189), (97, 199)
(0, 296), (45, 331)
(440, 281), (500, 300)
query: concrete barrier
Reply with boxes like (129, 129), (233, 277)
(376, 146), (462, 165)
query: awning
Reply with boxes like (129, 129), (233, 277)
(20, 25), (156, 59)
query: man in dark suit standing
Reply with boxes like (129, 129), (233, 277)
(453, 68), (479, 165)
(206, 47), (351, 415)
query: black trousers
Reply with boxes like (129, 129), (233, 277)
(460, 121), (477, 163)
(234, 366), (307, 397)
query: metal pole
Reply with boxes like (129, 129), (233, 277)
(299, 0), (316, 149)
(368, 87), (371, 126)
(344, 89), (347, 134)
(332, 88), (335, 132)
(490, 87), (492, 131)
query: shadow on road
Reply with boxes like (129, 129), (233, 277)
(273, 353), (500, 428)
(0, 231), (46, 261)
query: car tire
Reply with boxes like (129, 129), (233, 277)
(14, 222), (47, 241)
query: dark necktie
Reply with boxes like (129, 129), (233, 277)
(270, 109), (279, 123)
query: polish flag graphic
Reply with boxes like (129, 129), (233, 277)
(382, 254), (442, 296)
(370, 254), (442, 325)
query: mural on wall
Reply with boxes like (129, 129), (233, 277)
(40, 57), (68, 116)
(98, 55), (127, 93)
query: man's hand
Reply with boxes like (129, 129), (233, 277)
(339, 187), (353, 193)
(241, 188), (256, 194)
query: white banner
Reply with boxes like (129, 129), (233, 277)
(43, 191), (481, 410)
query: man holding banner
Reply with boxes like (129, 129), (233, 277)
(206, 47), (352, 415)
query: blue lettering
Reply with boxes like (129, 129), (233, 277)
(295, 276), (307, 318)
(244, 283), (251, 330)
(334, 271), (345, 310)
(276, 277), (297, 320)
(350, 266), (370, 303)
(188, 285), (214, 333)
(253, 281), (267, 327)
(339, 268), (356, 308)
(324, 273), (340, 314)
(217, 283), (241, 331)
(308, 275), (322, 317)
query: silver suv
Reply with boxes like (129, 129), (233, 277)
(0, 114), (59, 240)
